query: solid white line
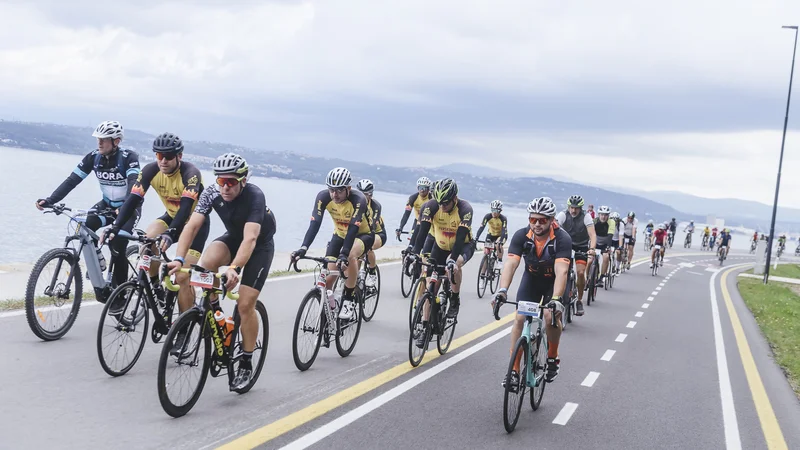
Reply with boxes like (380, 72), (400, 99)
(553, 402), (579, 425)
(279, 326), (512, 449)
(626, 321), (637, 328)
(0, 300), (102, 319)
(615, 333), (627, 342)
(601, 350), (616, 361)
(642, 303), (650, 309)
(635, 311), (644, 317)
(581, 372), (600, 387)
(647, 296), (654, 301)
(688, 271), (704, 275)
(709, 266), (743, 449)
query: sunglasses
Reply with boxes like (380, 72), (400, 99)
(438, 199), (454, 207)
(529, 217), (550, 225)
(328, 186), (347, 194)
(216, 176), (245, 187)
(155, 152), (177, 161)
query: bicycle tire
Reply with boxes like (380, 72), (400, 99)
(400, 256), (414, 298)
(477, 255), (489, 298)
(25, 248), (83, 341)
(97, 280), (149, 377)
(490, 259), (501, 294)
(361, 266), (380, 322)
(409, 293), (431, 367)
(586, 262), (596, 306)
(157, 308), (211, 417)
(408, 277), (424, 331)
(503, 336), (528, 433)
(232, 301), (269, 394)
(436, 304), (456, 355)
(292, 289), (324, 371)
(563, 274), (573, 327)
(335, 302), (362, 358)
(530, 331), (547, 410)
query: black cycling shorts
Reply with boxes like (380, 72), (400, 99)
(573, 245), (589, 264)
(516, 274), (557, 306)
(611, 239), (619, 249)
(156, 212), (209, 256)
(325, 234), (371, 259)
(213, 234), (274, 291)
(422, 234), (435, 255)
(486, 234), (501, 243)
(624, 234), (636, 246)
(428, 242), (475, 275)
(375, 230), (387, 249)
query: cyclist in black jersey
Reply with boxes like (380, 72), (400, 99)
(167, 153), (276, 390)
(36, 121), (140, 292)
(356, 179), (385, 278)
(396, 177), (433, 251)
(554, 195), (596, 316)
(108, 133), (209, 315)
(292, 167), (374, 322)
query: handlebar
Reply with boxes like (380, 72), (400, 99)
(165, 266), (239, 300)
(407, 254), (457, 284)
(492, 297), (560, 329)
(289, 255), (347, 280)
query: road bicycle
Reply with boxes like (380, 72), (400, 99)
(651, 245), (664, 276)
(476, 240), (502, 298)
(355, 252), (381, 322)
(562, 251), (579, 329)
(397, 231), (419, 298)
(642, 232), (652, 252)
(684, 232), (692, 248)
(585, 249), (601, 305)
(603, 247), (616, 290)
(408, 258), (457, 367)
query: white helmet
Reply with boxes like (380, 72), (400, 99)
(527, 197), (557, 217)
(92, 121), (124, 140)
(417, 177), (432, 188)
(356, 179), (374, 194)
(326, 167), (351, 188)
(648, 219), (654, 224)
(658, 223), (666, 230)
(610, 212), (620, 220)
(597, 205), (611, 214)
(213, 152), (249, 176)
(490, 200), (503, 211)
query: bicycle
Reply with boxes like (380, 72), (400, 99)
(718, 245), (728, 266)
(493, 295), (560, 433)
(355, 253), (381, 322)
(585, 249), (601, 305)
(667, 230), (675, 248)
(777, 244), (785, 259)
(642, 232), (652, 252)
(750, 240), (757, 254)
(603, 247), (616, 290)
(476, 240), (502, 298)
(290, 256), (362, 371)
(408, 258), (457, 367)
(398, 231), (418, 298)
(651, 244), (663, 276)
(562, 251), (579, 329)
(619, 238), (630, 274)
(96, 234), (180, 377)
(684, 232), (692, 248)
(156, 265), (269, 417)
(702, 235), (710, 251)
(25, 203), (139, 341)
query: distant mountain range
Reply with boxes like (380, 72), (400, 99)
(2, 119), (799, 231)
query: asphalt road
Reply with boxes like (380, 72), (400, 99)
(1, 246), (799, 450)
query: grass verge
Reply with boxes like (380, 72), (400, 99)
(744, 263), (800, 279)
(737, 277), (800, 398)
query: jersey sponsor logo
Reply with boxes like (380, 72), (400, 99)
(463, 212), (472, 222)
(186, 175), (198, 186)
(422, 207), (431, 217)
(96, 171), (125, 181)
(317, 200), (323, 213)
(136, 172), (143, 182)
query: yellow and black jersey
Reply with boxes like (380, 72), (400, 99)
(405, 191), (432, 220)
(476, 213), (508, 241)
(130, 161), (202, 218)
(309, 189), (371, 238)
(419, 198), (473, 251)
(367, 198), (384, 234)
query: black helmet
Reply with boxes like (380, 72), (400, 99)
(152, 132), (184, 155)
(433, 178), (458, 204)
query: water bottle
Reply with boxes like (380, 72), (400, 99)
(224, 316), (235, 347)
(327, 289), (337, 311)
(96, 246), (107, 272)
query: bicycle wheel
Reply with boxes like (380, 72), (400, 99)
(232, 301), (269, 394)
(476, 255), (489, 298)
(157, 308), (211, 418)
(408, 276), (424, 331)
(503, 336), (528, 433)
(25, 248), (83, 341)
(361, 266), (381, 322)
(409, 294), (431, 367)
(563, 275), (573, 327)
(586, 264), (596, 306)
(490, 260), (501, 294)
(96, 280), (149, 377)
(292, 289), (324, 371)
(400, 256), (414, 298)
(335, 301), (362, 357)
(530, 331), (547, 410)
(437, 304), (456, 355)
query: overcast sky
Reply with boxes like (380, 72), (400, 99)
(2, 1), (800, 206)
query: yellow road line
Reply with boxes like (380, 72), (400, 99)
(218, 313), (516, 449)
(719, 267), (788, 450)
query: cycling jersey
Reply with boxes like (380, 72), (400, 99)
(623, 217), (639, 237)
(653, 229), (668, 246)
(644, 225), (654, 234)
(508, 224), (572, 281)
(720, 232), (732, 246)
(418, 199), (473, 251)
(398, 190), (432, 234)
(46, 149), (141, 208)
(194, 183), (276, 246)
(668, 221), (677, 232)
(555, 210), (593, 247)
(475, 213), (508, 241)
(367, 197), (384, 233)
(704, 228), (711, 236)
(301, 188), (371, 258)
(594, 218), (616, 249)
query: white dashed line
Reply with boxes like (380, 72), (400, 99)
(651, 291), (659, 296)
(655, 287), (662, 291)
(642, 303), (650, 309)
(659, 282), (666, 286)
(635, 311), (644, 317)
(553, 403), (579, 425)
(601, 350), (616, 361)
(627, 321), (637, 328)
(647, 296), (654, 301)
(688, 271), (703, 275)
(616, 333), (627, 342)
(581, 372), (601, 387)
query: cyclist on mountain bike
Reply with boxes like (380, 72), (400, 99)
(36, 120), (140, 292)
(356, 179), (384, 278)
(396, 177), (433, 252)
(593, 206), (615, 286)
(555, 195), (596, 317)
(650, 224), (668, 268)
(495, 197), (571, 384)
(166, 152), (276, 390)
(475, 200), (509, 269)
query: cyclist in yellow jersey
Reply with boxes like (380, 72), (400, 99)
(293, 167), (374, 321)
(356, 179), (385, 278)
(474, 199), (509, 268)
(396, 177), (433, 251)
(107, 132), (209, 315)
(411, 178), (474, 342)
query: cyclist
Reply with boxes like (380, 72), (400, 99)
(644, 220), (654, 241)
(355, 179), (384, 279)
(752, 231), (758, 244)
(36, 120), (140, 293)
(587, 204), (596, 219)
(396, 177), (433, 252)
(166, 152), (276, 390)
(494, 197), (571, 384)
(622, 212), (639, 269)
(668, 218), (678, 246)
(475, 200), (509, 269)
(555, 195), (596, 317)
(778, 234), (787, 252)
(684, 220), (695, 246)
(711, 226), (719, 243)
(610, 212), (623, 273)
(593, 206), (615, 286)
(410, 178), (474, 334)
(709, 230), (717, 249)
(292, 167), (373, 322)
(718, 228), (733, 260)
(703, 226), (711, 248)
(106, 133), (209, 314)
(650, 223), (668, 268)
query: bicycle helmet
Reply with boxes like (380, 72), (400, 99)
(610, 212), (620, 220)
(433, 178), (458, 203)
(527, 197), (557, 217)
(356, 179), (374, 194)
(92, 120), (124, 140)
(567, 195), (585, 208)
(658, 223), (666, 230)
(597, 205), (611, 214)
(628, 211), (636, 218)
(490, 200), (503, 211)
(326, 167), (351, 188)
(213, 152), (249, 177)
(417, 177), (432, 188)
(152, 132), (184, 154)
(648, 219), (654, 224)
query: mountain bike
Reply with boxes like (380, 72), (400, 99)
(476, 240), (501, 298)
(26, 204), (138, 341)
(493, 295), (560, 433)
(156, 266), (269, 417)
(355, 253), (381, 322)
(562, 251), (579, 329)
(408, 258), (457, 367)
(290, 256), (361, 371)
(96, 235), (180, 377)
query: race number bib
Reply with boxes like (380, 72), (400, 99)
(654, 244), (662, 250)
(517, 300), (540, 318)
(138, 254), (151, 270)
(190, 271), (214, 289)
